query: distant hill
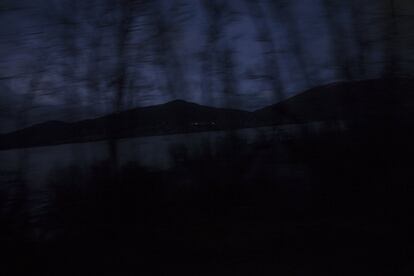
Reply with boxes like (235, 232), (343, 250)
(2, 78), (414, 150)
(0, 100), (254, 149)
(255, 77), (414, 125)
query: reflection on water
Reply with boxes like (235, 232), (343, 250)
(0, 122), (347, 188)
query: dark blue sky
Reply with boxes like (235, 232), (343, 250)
(1, 0), (413, 131)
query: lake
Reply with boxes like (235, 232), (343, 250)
(0, 121), (347, 188)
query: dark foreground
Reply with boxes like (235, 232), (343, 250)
(1, 121), (414, 275)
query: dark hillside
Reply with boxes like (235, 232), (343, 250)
(255, 78), (414, 125)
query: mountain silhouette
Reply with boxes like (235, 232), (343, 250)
(0, 100), (253, 149)
(255, 77), (414, 124)
(1, 77), (414, 150)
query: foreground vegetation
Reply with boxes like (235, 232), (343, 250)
(1, 121), (414, 275)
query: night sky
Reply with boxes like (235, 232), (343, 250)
(1, 0), (413, 132)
